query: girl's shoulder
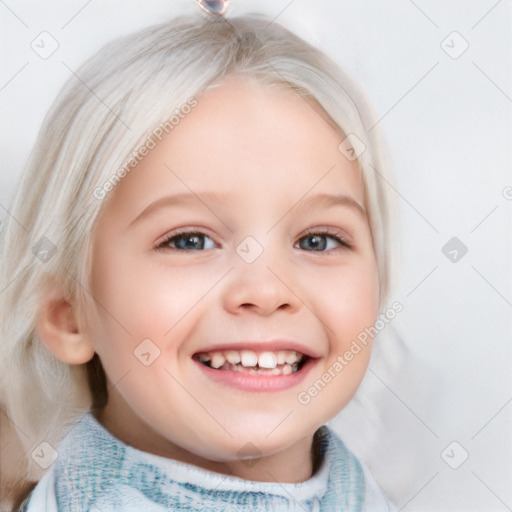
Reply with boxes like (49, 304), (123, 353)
(16, 413), (112, 512)
(16, 471), (58, 512)
(323, 426), (396, 511)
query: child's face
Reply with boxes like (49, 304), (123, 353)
(85, 78), (379, 479)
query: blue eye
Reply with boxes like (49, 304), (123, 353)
(157, 230), (350, 252)
(159, 232), (216, 251)
(297, 233), (349, 252)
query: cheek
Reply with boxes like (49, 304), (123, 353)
(91, 247), (183, 330)
(293, 256), (379, 422)
(88, 245), (222, 363)
(316, 256), (380, 346)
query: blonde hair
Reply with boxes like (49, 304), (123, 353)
(0, 13), (394, 481)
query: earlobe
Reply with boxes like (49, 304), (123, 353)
(36, 291), (95, 365)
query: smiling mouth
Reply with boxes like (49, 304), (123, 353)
(194, 349), (307, 375)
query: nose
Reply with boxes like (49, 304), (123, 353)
(222, 259), (301, 317)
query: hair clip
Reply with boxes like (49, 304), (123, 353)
(197, 0), (229, 16)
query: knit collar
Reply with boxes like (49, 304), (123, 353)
(51, 412), (365, 511)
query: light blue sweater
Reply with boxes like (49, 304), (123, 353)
(21, 413), (393, 511)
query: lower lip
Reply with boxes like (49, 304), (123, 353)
(194, 358), (316, 392)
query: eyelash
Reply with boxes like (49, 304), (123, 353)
(155, 228), (352, 252)
(299, 228), (352, 250)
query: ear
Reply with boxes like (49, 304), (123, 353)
(36, 288), (95, 365)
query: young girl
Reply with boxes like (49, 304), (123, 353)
(0, 10), (395, 512)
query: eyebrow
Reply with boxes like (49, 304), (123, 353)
(128, 190), (366, 228)
(128, 191), (229, 228)
(293, 192), (366, 217)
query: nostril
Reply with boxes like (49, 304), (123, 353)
(238, 302), (291, 314)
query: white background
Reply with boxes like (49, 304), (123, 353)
(1, 1), (511, 510)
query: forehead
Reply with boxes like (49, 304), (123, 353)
(103, 77), (364, 218)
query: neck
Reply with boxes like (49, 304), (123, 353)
(94, 398), (317, 484)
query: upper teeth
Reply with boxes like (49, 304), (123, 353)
(199, 350), (303, 369)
